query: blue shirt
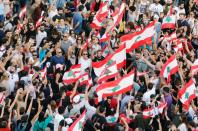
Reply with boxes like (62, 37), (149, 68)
(73, 12), (83, 34)
(51, 55), (65, 66)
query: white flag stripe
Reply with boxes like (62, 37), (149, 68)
(162, 58), (178, 78)
(180, 83), (196, 104)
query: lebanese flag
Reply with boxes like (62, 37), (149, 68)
(158, 102), (167, 113)
(96, 70), (134, 102)
(16, 23), (23, 32)
(143, 102), (167, 118)
(68, 110), (86, 131)
(110, 3), (126, 31)
(63, 64), (81, 84)
(160, 55), (178, 83)
(191, 59), (198, 76)
(98, 62), (119, 83)
(178, 79), (197, 110)
(159, 32), (177, 43)
(102, 45), (110, 57)
(92, 44), (126, 76)
(100, 32), (111, 42)
(170, 32), (177, 41)
(173, 40), (183, 52)
(35, 11), (44, 28)
(162, 15), (176, 29)
(120, 21), (156, 53)
(90, 2), (109, 29)
(137, 71), (149, 77)
(79, 72), (89, 85)
(19, 6), (27, 19)
(40, 66), (47, 79)
(143, 108), (154, 119)
(82, 38), (91, 50)
(167, 5), (173, 15)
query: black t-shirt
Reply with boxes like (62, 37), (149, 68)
(93, 56), (105, 62)
(91, 113), (107, 129)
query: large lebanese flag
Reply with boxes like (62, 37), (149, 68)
(90, 2), (109, 29)
(63, 64), (81, 84)
(68, 110), (86, 131)
(98, 62), (119, 83)
(162, 15), (176, 29)
(96, 70), (134, 102)
(178, 79), (197, 110)
(19, 6), (27, 19)
(120, 21), (156, 53)
(160, 55), (178, 83)
(110, 3), (126, 31)
(79, 72), (89, 85)
(191, 59), (198, 76)
(92, 44), (126, 76)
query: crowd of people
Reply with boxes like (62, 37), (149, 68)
(0, 0), (198, 130)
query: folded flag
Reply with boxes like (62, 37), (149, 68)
(63, 64), (81, 84)
(120, 21), (156, 53)
(98, 62), (118, 83)
(162, 15), (176, 29)
(19, 6), (27, 19)
(191, 59), (198, 76)
(160, 55), (178, 83)
(68, 110), (86, 131)
(96, 70), (134, 102)
(178, 79), (197, 110)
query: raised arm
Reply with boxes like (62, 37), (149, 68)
(26, 97), (33, 114)
(9, 89), (22, 111)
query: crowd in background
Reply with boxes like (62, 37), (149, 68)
(0, 0), (198, 131)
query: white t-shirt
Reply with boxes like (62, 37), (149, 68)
(142, 88), (156, 105)
(8, 72), (19, 95)
(36, 31), (47, 49)
(174, 7), (186, 18)
(79, 57), (91, 74)
(149, 3), (163, 15)
(54, 113), (64, 131)
(178, 123), (188, 131)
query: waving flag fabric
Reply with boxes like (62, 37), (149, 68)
(120, 21), (156, 53)
(191, 59), (198, 76)
(178, 79), (196, 110)
(19, 6), (27, 19)
(68, 110), (86, 131)
(63, 64), (81, 84)
(160, 55), (178, 83)
(162, 15), (176, 29)
(90, 2), (109, 29)
(96, 70), (134, 102)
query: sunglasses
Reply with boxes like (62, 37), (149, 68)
(83, 53), (88, 56)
